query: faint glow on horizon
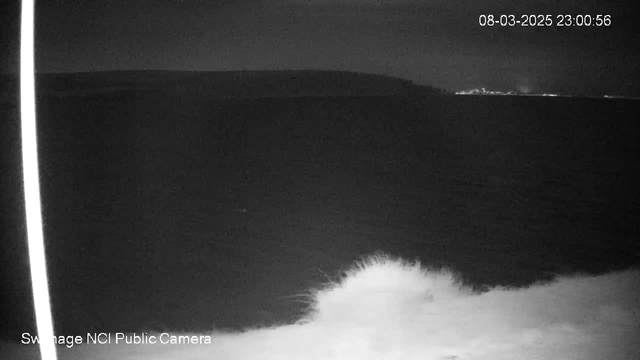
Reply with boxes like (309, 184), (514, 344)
(21, 0), (58, 359)
(517, 82), (532, 94)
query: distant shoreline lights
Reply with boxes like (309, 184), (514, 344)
(455, 88), (637, 99)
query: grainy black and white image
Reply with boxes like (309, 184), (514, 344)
(1, 0), (640, 359)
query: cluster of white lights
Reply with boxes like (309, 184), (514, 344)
(455, 88), (521, 95)
(456, 88), (639, 99)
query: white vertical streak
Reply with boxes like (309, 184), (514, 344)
(20, 0), (58, 359)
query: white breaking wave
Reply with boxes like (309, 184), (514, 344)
(3, 253), (639, 359)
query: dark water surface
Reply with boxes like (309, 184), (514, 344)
(2, 91), (639, 336)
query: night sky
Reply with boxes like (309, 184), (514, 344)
(3, 0), (640, 96)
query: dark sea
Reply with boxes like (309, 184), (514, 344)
(2, 88), (639, 338)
